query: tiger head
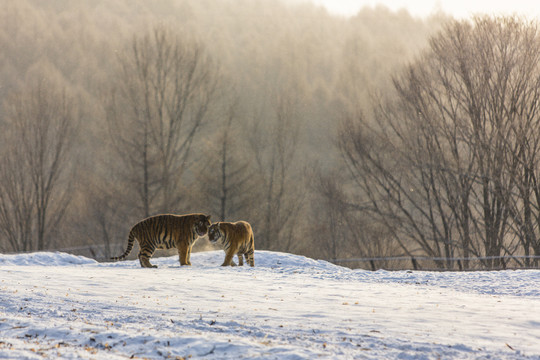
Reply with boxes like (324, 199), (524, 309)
(194, 214), (212, 237)
(208, 223), (223, 243)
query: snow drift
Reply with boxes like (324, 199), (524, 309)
(1, 250), (539, 359)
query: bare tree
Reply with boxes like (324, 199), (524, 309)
(311, 172), (345, 261)
(71, 178), (132, 260)
(0, 70), (77, 251)
(249, 91), (304, 251)
(312, 169), (398, 265)
(498, 20), (540, 267)
(0, 147), (35, 252)
(340, 16), (540, 269)
(106, 25), (219, 218)
(416, 16), (540, 267)
(195, 99), (256, 221)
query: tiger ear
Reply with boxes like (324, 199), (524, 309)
(206, 214), (211, 221)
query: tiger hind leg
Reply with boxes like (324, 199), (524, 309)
(138, 245), (157, 268)
(138, 253), (157, 268)
(245, 251), (254, 267)
(237, 253), (244, 266)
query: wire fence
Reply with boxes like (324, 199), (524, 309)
(5, 244), (540, 271)
(330, 255), (540, 271)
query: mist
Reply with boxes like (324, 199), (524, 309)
(0, 0), (447, 266)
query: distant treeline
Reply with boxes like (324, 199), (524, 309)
(11, 0), (537, 270)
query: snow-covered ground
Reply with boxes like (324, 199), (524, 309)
(1, 250), (539, 359)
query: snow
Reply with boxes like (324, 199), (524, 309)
(1, 250), (540, 359)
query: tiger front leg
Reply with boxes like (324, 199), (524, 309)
(237, 254), (244, 266)
(221, 251), (237, 266)
(177, 243), (191, 266)
(186, 244), (193, 265)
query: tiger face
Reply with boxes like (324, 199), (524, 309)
(208, 221), (254, 266)
(208, 223), (222, 243)
(194, 215), (212, 237)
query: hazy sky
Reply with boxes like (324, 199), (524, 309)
(309, 0), (540, 19)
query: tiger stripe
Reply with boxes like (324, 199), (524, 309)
(208, 221), (255, 267)
(111, 213), (211, 268)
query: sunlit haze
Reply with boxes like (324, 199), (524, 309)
(308, 0), (540, 19)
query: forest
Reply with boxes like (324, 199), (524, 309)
(2, 0), (538, 270)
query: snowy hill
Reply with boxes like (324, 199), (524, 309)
(1, 250), (539, 359)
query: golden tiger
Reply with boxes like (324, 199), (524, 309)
(111, 213), (211, 268)
(208, 221), (255, 267)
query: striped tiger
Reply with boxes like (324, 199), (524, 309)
(208, 221), (255, 267)
(111, 213), (211, 268)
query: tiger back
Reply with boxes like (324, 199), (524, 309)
(111, 213), (211, 268)
(208, 221), (255, 267)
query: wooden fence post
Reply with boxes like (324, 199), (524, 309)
(411, 257), (418, 270)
